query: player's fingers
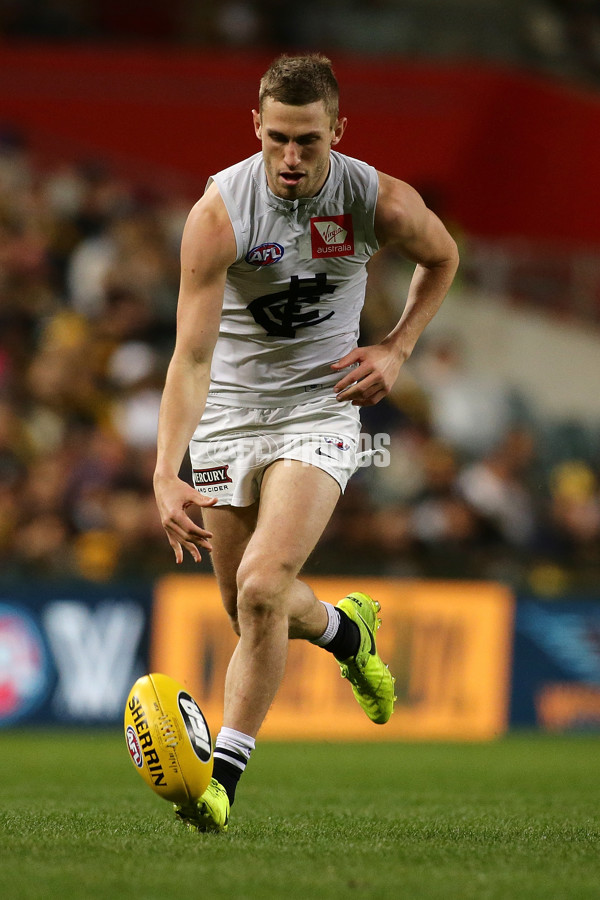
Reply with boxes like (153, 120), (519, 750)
(168, 503), (214, 537)
(334, 377), (356, 395)
(163, 507), (213, 546)
(345, 382), (383, 405)
(185, 493), (219, 509)
(334, 364), (372, 395)
(169, 521), (213, 549)
(336, 370), (379, 401)
(331, 349), (362, 369)
(167, 527), (211, 564)
(353, 388), (387, 407)
(167, 533), (184, 565)
(167, 525), (212, 550)
(181, 539), (204, 564)
(185, 532), (213, 552)
(335, 382), (362, 401)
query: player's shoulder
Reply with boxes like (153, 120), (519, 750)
(374, 172), (425, 236)
(329, 151), (379, 214)
(375, 169), (417, 200)
(186, 183), (230, 232)
(182, 185), (237, 267)
(210, 151), (263, 189)
(332, 150), (377, 183)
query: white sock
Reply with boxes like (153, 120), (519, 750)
(213, 726), (256, 772)
(311, 601), (341, 647)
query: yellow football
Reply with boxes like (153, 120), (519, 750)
(124, 673), (213, 804)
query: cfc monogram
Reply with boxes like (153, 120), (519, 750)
(247, 273), (337, 338)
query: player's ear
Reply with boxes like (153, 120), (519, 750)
(252, 109), (262, 141)
(331, 116), (347, 147)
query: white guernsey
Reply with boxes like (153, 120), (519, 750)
(203, 149), (379, 411)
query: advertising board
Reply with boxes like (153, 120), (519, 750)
(152, 576), (514, 740)
(0, 583), (152, 726)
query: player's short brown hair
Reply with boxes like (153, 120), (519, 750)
(259, 54), (339, 123)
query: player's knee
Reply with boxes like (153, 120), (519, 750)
(236, 561), (293, 624)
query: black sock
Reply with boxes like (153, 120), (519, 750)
(323, 609), (361, 662)
(212, 757), (242, 806)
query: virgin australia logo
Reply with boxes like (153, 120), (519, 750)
(315, 221), (347, 245)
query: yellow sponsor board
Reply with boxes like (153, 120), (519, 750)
(151, 576), (514, 741)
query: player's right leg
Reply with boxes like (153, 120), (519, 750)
(203, 485), (395, 728)
(176, 461), (340, 832)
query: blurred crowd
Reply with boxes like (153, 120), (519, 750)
(1, 131), (599, 593)
(0, 130), (184, 582)
(2, 0), (600, 85)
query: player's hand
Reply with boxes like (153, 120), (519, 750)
(153, 473), (217, 564)
(331, 344), (403, 406)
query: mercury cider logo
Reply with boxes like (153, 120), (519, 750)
(193, 465), (233, 496)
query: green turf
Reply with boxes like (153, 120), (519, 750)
(1, 732), (599, 899)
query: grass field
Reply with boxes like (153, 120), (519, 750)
(1, 731), (599, 899)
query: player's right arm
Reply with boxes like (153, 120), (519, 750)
(153, 184), (237, 564)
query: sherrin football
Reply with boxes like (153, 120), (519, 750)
(124, 673), (213, 804)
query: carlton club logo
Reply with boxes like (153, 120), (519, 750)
(247, 273), (336, 338)
(310, 214), (354, 258)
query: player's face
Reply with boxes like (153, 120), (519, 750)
(253, 99), (347, 200)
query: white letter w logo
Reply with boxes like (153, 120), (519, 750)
(43, 601), (145, 719)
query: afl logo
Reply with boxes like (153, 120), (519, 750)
(246, 242), (284, 267)
(126, 725), (144, 768)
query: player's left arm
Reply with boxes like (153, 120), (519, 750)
(332, 171), (459, 406)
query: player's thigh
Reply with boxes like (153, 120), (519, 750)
(238, 459), (341, 595)
(202, 502), (258, 623)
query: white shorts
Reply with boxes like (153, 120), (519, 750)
(189, 396), (361, 507)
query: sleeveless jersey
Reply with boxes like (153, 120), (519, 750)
(206, 149), (379, 408)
